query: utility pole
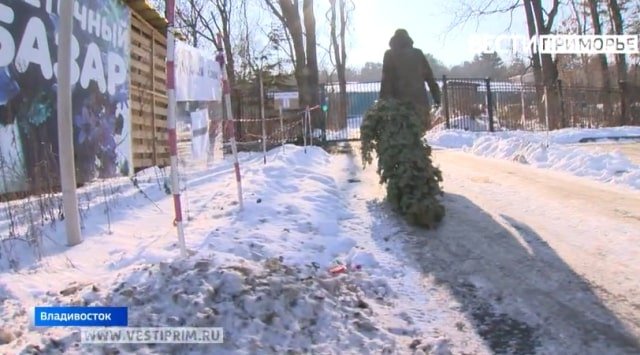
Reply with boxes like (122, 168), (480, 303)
(58, 0), (82, 246)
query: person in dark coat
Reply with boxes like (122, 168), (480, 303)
(380, 29), (441, 129)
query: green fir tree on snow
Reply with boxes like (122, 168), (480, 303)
(360, 99), (445, 228)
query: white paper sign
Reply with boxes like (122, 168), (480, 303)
(175, 42), (222, 102)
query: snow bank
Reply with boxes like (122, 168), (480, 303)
(425, 126), (640, 149)
(424, 127), (640, 190)
(0, 145), (416, 354)
(4, 257), (398, 354)
(471, 135), (640, 189)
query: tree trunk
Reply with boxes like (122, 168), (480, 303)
(586, 0), (612, 119)
(530, 0), (562, 129)
(303, 0), (320, 127)
(523, 0), (545, 124)
(265, 0), (320, 130)
(608, 0), (628, 125)
(329, 0), (348, 129)
(338, 0), (348, 128)
(277, 0), (310, 106)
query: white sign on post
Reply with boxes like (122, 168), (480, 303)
(190, 109), (210, 160)
(175, 42), (222, 102)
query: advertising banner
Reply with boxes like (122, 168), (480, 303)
(0, 0), (131, 194)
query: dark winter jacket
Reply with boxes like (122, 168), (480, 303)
(379, 29), (441, 111)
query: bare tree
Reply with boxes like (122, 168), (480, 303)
(586, 0), (610, 86)
(450, 0), (561, 126)
(607, 0), (629, 124)
(327, 0), (351, 128)
(585, 0), (612, 116)
(176, 0), (204, 46)
(263, 0), (321, 124)
(176, 0), (237, 91)
(526, 0), (563, 127)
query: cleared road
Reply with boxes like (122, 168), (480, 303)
(349, 146), (640, 354)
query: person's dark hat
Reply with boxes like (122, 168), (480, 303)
(389, 28), (413, 49)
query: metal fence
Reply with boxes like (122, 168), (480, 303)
(241, 78), (640, 145)
(436, 77), (640, 132)
(321, 78), (639, 141)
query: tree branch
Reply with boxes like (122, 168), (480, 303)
(263, 0), (288, 27)
(448, 0), (521, 32)
(544, 0), (560, 32)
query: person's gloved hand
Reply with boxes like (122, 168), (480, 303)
(432, 96), (441, 109)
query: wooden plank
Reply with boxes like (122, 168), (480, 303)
(130, 60), (152, 75)
(131, 30), (152, 46)
(132, 130), (155, 140)
(154, 106), (168, 116)
(133, 158), (154, 168)
(131, 73), (153, 88)
(131, 104), (155, 117)
(133, 145), (155, 154)
(132, 10), (155, 33)
(130, 44), (153, 60)
(132, 117), (154, 127)
(129, 7), (170, 171)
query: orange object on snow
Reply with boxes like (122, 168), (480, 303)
(329, 265), (347, 275)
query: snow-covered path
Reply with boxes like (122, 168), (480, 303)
(330, 145), (490, 354)
(2, 140), (639, 354)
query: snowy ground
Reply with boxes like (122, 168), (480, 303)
(1, 128), (640, 354)
(0, 145), (456, 354)
(425, 149), (640, 354)
(425, 126), (640, 190)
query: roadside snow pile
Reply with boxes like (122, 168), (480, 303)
(424, 129), (481, 149)
(425, 126), (640, 149)
(549, 126), (640, 144)
(424, 127), (640, 189)
(472, 135), (640, 189)
(6, 257), (398, 354)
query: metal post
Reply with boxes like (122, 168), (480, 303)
(58, 0), (82, 246)
(279, 107), (285, 153)
(216, 34), (243, 209)
(442, 75), (450, 129)
(308, 106), (313, 146)
(619, 80), (627, 126)
(166, 0), (187, 257)
(557, 79), (566, 128)
(259, 68), (266, 164)
(485, 77), (494, 132)
(302, 107), (307, 153)
(520, 76), (526, 129)
(544, 86), (550, 146)
(320, 84), (327, 144)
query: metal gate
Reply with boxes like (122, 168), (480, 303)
(320, 82), (379, 142)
